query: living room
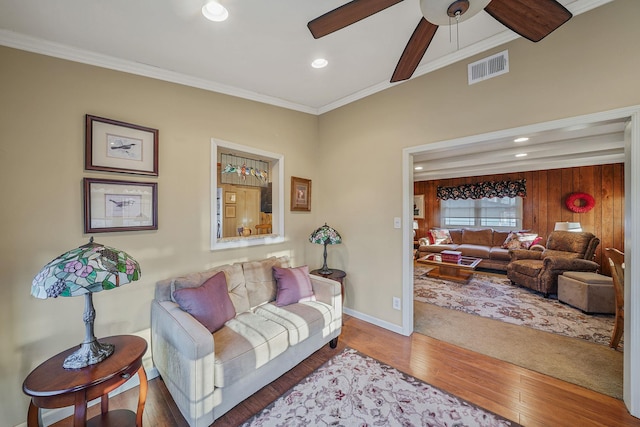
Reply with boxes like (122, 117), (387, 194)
(414, 164), (625, 274)
(2, 0), (640, 426)
(411, 159), (624, 388)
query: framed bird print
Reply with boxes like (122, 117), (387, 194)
(85, 114), (159, 176)
(84, 178), (158, 233)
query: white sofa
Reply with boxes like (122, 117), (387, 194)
(151, 256), (342, 427)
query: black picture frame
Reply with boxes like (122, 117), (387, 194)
(84, 178), (158, 233)
(85, 115), (159, 176)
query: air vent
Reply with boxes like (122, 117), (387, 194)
(468, 50), (509, 85)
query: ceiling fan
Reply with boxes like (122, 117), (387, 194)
(308, 0), (572, 83)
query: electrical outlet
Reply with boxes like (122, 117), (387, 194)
(392, 297), (401, 310)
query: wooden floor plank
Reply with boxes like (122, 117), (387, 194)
(51, 315), (640, 427)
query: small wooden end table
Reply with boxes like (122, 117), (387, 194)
(23, 335), (148, 427)
(417, 254), (482, 283)
(310, 269), (346, 303)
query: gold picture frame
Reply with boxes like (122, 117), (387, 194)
(225, 191), (236, 203)
(291, 176), (311, 212)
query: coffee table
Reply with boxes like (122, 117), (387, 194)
(417, 253), (482, 283)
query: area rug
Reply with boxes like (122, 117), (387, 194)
(242, 348), (520, 427)
(414, 267), (620, 348)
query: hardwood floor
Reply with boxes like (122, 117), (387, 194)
(53, 315), (639, 427)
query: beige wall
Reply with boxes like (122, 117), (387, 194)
(317, 0), (639, 324)
(1, 0), (639, 424)
(0, 47), (321, 425)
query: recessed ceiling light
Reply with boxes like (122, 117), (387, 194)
(311, 58), (328, 69)
(514, 137), (529, 143)
(202, 1), (228, 22)
(515, 153), (528, 158)
(414, 166), (423, 170)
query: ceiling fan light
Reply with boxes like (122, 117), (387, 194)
(420, 0), (491, 26)
(202, 1), (228, 22)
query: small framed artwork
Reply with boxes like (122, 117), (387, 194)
(85, 114), (159, 176)
(291, 176), (311, 212)
(84, 178), (158, 233)
(225, 205), (236, 218)
(225, 192), (236, 204)
(413, 194), (425, 219)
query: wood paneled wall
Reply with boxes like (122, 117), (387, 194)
(414, 163), (624, 275)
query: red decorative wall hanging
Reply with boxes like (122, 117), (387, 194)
(565, 192), (596, 213)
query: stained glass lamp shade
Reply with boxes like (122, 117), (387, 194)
(31, 237), (141, 369)
(309, 223), (342, 274)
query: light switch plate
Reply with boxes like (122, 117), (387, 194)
(393, 217), (401, 228)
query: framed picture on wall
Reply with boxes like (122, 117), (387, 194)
(83, 178), (158, 233)
(291, 176), (311, 211)
(225, 205), (236, 218)
(225, 192), (236, 203)
(413, 195), (425, 219)
(85, 114), (159, 176)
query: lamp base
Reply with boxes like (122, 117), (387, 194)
(318, 268), (333, 275)
(63, 339), (115, 369)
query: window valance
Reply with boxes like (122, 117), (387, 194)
(437, 179), (526, 200)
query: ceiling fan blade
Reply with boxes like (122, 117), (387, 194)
(308, 0), (403, 39)
(485, 0), (572, 42)
(391, 18), (438, 83)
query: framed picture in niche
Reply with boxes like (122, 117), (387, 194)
(85, 114), (159, 176)
(291, 176), (311, 212)
(225, 192), (236, 203)
(83, 178), (158, 233)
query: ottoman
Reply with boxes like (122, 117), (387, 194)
(558, 271), (615, 314)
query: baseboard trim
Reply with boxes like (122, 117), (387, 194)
(343, 307), (405, 335)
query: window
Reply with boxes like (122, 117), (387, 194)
(440, 196), (522, 231)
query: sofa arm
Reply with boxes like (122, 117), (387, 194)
(309, 275), (342, 314)
(509, 249), (543, 261)
(151, 300), (216, 426)
(152, 300), (214, 359)
(543, 257), (599, 272)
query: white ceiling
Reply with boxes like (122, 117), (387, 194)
(0, 0), (612, 115)
(412, 117), (628, 180)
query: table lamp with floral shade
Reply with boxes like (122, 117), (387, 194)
(31, 237), (141, 369)
(309, 223), (342, 274)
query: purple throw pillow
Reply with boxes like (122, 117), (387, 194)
(173, 271), (236, 332)
(273, 265), (316, 307)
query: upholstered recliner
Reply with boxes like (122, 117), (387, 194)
(507, 231), (600, 297)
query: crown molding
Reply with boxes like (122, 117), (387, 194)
(0, 0), (614, 116)
(0, 30), (319, 116)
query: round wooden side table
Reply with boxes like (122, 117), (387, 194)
(23, 335), (148, 427)
(310, 269), (346, 303)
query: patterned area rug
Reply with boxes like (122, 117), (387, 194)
(242, 348), (519, 427)
(414, 267), (620, 348)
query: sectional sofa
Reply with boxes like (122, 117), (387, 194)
(416, 228), (537, 271)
